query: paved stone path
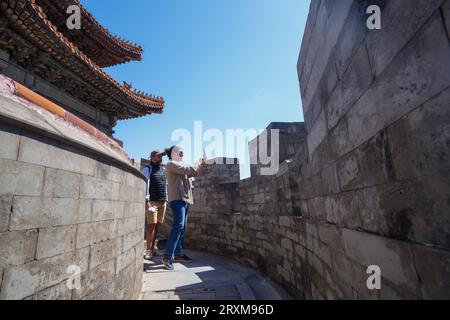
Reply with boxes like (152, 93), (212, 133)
(140, 250), (292, 300)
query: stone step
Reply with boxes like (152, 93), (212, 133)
(236, 282), (256, 300)
(245, 274), (285, 300)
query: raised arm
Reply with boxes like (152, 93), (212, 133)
(166, 161), (203, 177)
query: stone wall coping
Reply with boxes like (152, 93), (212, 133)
(0, 75), (146, 180)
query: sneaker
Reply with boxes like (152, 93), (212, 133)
(144, 250), (153, 261)
(162, 256), (174, 270)
(174, 254), (193, 263)
(153, 249), (164, 257)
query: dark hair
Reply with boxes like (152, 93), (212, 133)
(164, 146), (175, 160)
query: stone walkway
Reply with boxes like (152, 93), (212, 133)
(140, 250), (292, 300)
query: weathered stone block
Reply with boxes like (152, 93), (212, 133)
(75, 223), (90, 249)
(118, 218), (137, 237)
(279, 216), (291, 228)
(360, 177), (450, 249)
(320, 163), (340, 195)
(0, 195), (12, 233)
(92, 200), (124, 222)
(0, 159), (44, 196)
(307, 110), (327, 154)
(328, 119), (352, 159)
(121, 233), (135, 253)
(350, 261), (381, 300)
(116, 247), (135, 274)
(342, 229), (420, 295)
(18, 135), (95, 176)
(366, 0), (444, 76)
(43, 168), (81, 198)
(76, 220), (117, 249)
(36, 225), (76, 260)
(358, 186), (388, 234)
(333, 0), (382, 78)
(378, 278), (419, 300)
(136, 211), (146, 229)
(317, 223), (342, 249)
(73, 260), (115, 299)
(80, 175), (120, 201)
(124, 202), (143, 219)
(89, 239), (121, 270)
(0, 267), (3, 292)
(0, 122), (20, 160)
(307, 196), (326, 221)
(281, 238), (293, 252)
(336, 153), (360, 191)
(326, 42), (373, 130)
(302, 0), (353, 110)
(119, 184), (135, 202)
(444, 1), (450, 38)
(0, 229), (38, 266)
(355, 130), (394, 187)
(94, 162), (125, 184)
(10, 197), (90, 230)
(32, 281), (73, 300)
(388, 87), (450, 180)
(0, 247), (89, 300)
(299, 2), (328, 109)
(305, 58), (338, 133)
(412, 245), (450, 299)
(332, 250), (357, 293)
(347, 14), (450, 149)
(133, 229), (144, 251)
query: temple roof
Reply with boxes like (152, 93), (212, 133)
(35, 0), (143, 67)
(0, 0), (164, 120)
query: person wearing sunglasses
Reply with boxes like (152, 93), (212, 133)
(161, 145), (207, 270)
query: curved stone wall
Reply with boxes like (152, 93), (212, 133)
(169, 0), (450, 300)
(0, 77), (146, 300)
(179, 157), (309, 299)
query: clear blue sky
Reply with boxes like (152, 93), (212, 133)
(82, 0), (309, 178)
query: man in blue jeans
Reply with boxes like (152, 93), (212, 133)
(162, 145), (206, 270)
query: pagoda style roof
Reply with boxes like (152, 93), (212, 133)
(0, 0), (164, 120)
(35, 0), (143, 67)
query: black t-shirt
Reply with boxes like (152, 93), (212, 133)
(149, 164), (167, 201)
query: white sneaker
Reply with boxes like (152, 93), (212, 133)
(144, 250), (153, 260)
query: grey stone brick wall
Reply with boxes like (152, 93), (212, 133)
(294, 0), (450, 299)
(163, 0), (450, 300)
(0, 121), (146, 300)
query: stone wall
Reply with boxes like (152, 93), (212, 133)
(167, 0), (450, 300)
(296, 0), (450, 299)
(0, 78), (146, 299)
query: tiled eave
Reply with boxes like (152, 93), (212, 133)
(35, 0), (144, 68)
(0, 0), (164, 120)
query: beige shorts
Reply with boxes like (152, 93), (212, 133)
(146, 201), (167, 225)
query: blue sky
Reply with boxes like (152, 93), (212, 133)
(82, 0), (309, 178)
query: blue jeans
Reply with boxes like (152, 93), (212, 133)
(164, 200), (189, 259)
